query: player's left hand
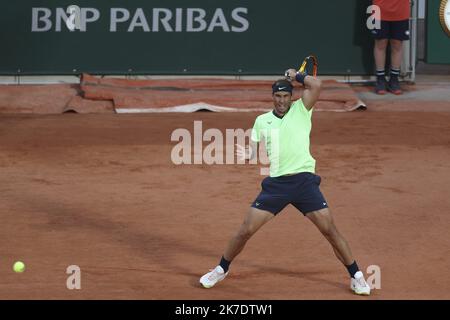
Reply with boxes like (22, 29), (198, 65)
(236, 144), (253, 161)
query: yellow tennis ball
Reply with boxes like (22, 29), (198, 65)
(13, 261), (25, 273)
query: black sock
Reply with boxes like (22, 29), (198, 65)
(390, 68), (400, 80)
(219, 256), (231, 273)
(346, 261), (360, 278)
(376, 69), (385, 80)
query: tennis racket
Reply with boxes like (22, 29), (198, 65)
(285, 55), (318, 82)
(298, 55), (318, 77)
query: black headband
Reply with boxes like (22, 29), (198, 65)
(272, 81), (293, 94)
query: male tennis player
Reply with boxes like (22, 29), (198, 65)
(199, 68), (371, 296)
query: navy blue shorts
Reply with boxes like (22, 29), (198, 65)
(371, 20), (410, 41)
(251, 172), (328, 215)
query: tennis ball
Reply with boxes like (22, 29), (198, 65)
(13, 261), (25, 273)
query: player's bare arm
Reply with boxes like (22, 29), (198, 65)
(301, 75), (322, 110)
(285, 68), (322, 110)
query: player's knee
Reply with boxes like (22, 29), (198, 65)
(237, 225), (255, 240)
(320, 222), (338, 239)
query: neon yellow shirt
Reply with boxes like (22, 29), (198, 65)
(251, 99), (316, 177)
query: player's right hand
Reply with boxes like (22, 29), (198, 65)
(284, 69), (297, 82)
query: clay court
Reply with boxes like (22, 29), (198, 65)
(2, 0), (450, 304)
(1, 104), (450, 299)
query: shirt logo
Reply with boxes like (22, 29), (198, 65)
(267, 121), (272, 124)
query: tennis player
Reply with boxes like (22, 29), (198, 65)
(199, 68), (371, 296)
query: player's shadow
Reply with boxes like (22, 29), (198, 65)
(15, 193), (217, 280)
(245, 264), (348, 291)
(188, 265), (347, 296)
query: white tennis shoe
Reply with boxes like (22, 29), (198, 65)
(351, 271), (371, 296)
(200, 265), (228, 288)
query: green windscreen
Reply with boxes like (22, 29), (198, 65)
(0, 0), (375, 75)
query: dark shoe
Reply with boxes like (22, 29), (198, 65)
(387, 77), (403, 95)
(375, 77), (387, 95)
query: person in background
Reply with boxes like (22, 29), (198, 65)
(372, 0), (410, 95)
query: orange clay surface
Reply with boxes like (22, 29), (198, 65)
(1, 110), (450, 299)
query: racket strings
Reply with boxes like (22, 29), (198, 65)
(299, 55), (318, 77)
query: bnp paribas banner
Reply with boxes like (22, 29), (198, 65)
(0, 0), (374, 75)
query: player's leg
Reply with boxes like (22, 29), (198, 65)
(306, 208), (371, 296)
(223, 207), (274, 262)
(200, 176), (289, 288)
(290, 173), (370, 295)
(199, 208), (274, 288)
(291, 175), (354, 265)
(305, 208), (353, 265)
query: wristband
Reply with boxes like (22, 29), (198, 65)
(295, 72), (307, 85)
